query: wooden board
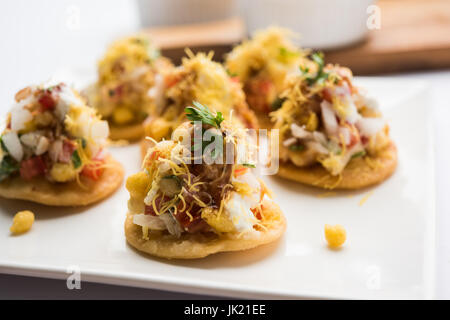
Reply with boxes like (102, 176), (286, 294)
(144, 18), (245, 64)
(325, 0), (450, 74)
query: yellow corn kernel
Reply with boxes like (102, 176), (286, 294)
(10, 210), (35, 234)
(324, 224), (346, 248)
(50, 163), (78, 182)
(126, 172), (151, 199)
(113, 107), (134, 125)
(305, 112), (318, 132)
(145, 118), (172, 141)
(201, 207), (235, 233)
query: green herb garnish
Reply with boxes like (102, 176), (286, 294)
(185, 101), (224, 129)
(271, 97), (286, 111)
(0, 156), (19, 181)
(279, 47), (300, 59)
(289, 144), (305, 152)
(300, 52), (329, 86)
(243, 163), (256, 168)
(72, 150), (82, 169)
(351, 150), (366, 159)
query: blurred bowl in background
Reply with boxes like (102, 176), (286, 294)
(239, 0), (376, 50)
(137, 0), (238, 27)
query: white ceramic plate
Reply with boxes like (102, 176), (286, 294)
(0, 74), (435, 299)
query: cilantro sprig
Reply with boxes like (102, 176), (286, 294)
(185, 101), (224, 129)
(300, 52), (329, 86)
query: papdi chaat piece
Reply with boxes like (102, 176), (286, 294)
(0, 82), (124, 206)
(226, 27), (305, 128)
(85, 35), (173, 141)
(271, 53), (397, 189)
(126, 103), (285, 259)
(143, 51), (258, 147)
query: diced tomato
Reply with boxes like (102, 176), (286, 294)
(164, 75), (180, 88)
(322, 89), (333, 103)
(59, 140), (76, 163)
(20, 156), (47, 180)
(81, 161), (105, 181)
(251, 207), (263, 220)
(361, 135), (369, 145)
(144, 195), (172, 216)
(234, 166), (248, 177)
(258, 79), (273, 95)
(38, 92), (56, 110)
(230, 76), (240, 83)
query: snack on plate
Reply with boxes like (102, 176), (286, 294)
(0, 82), (124, 206)
(126, 103), (285, 259)
(85, 35), (173, 141)
(142, 50), (258, 149)
(271, 53), (397, 189)
(226, 27), (306, 128)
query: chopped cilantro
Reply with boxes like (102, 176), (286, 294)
(243, 163), (256, 168)
(289, 144), (305, 152)
(300, 52), (329, 86)
(0, 156), (19, 181)
(72, 150), (82, 169)
(185, 101), (224, 129)
(271, 97), (286, 111)
(351, 150), (366, 159)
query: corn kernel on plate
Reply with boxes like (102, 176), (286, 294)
(0, 70), (435, 299)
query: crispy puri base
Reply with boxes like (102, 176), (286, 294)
(125, 199), (286, 259)
(0, 156), (124, 206)
(109, 123), (145, 141)
(277, 143), (398, 190)
(255, 113), (273, 130)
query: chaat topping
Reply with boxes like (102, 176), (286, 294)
(0, 82), (109, 183)
(92, 35), (171, 126)
(145, 50), (257, 141)
(226, 27), (306, 114)
(128, 103), (271, 238)
(272, 53), (391, 176)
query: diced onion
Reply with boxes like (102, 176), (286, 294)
(356, 117), (385, 137)
(2, 132), (23, 161)
(321, 100), (339, 137)
(133, 214), (166, 230)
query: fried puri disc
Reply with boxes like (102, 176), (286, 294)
(124, 199), (286, 259)
(0, 156), (124, 206)
(109, 123), (145, 141)
(276, 143), (397, 190)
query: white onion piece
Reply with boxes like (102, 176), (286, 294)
(133, 214), (166, 230)
(306, 141), (329, 155)
(90, 120), (109, 141)
(49, 140), (63, 163)
(159, 213), (183, 237)
(339, 127), (351, 145)
(2, 132), (23, 161)
(20, 132), (40, 148)
(10, 105), (33, 132)
(356, 117), (385, 137)
(283, 137), (297, 147)
(36, 137), (50, 156)
(313, 131), (327, 145)
(291, 123), (311, 139)
(321, 100), (339, 137)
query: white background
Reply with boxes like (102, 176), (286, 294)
(0, 0), (449, 299)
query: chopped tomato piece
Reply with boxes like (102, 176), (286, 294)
(38, 92), (56, 110)
(20, 156), (47, 180)
(81, 161), (105, 181)
(251, 207), (263, 220)
(164, 75), (180, 88)
(234, 166), (248, 177)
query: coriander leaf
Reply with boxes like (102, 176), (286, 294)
(243, 163), (256, 168)
(289, 144), (305, 152)
(351, 150), (366, 159)
(72, 150), (82, 169)
(0, 156), (19, 181)
(271, 97), (286, 111)
(185, 101), (224, 128)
